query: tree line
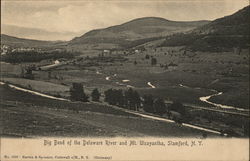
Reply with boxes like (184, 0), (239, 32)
(69, 83), (248, 136)
(2, 50), (75, 63)
(70, 83), (187, 122)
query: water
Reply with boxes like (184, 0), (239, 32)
(147, 82), (156, 88)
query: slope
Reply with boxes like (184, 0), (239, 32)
(69, 17), (210, 49)
(160, 6), (250, 51)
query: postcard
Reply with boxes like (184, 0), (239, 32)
(1, 0), (249, 160)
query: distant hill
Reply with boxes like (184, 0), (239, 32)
(69, 17), (210, 49)
(160, 6), (250, 51)
(1, 34), (65, 48)
(1, 24), (81, 41)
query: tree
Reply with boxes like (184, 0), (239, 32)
(151, 57), (157, 65)
(104, 89), (115, 105)
(124, 88), (134, 109)
(104, 89), (126, 107)
(169, 100), (186, 116)
(133, 90), (141, 111)
(123, 88), (141, 110)
(169, 100), (187, 123)
(70, 83), (89, 102)
(91, 88), (101, 102)
(115, 89), (125, 107)
(142, 94), (154, 113)
(154, 98), (167, 115)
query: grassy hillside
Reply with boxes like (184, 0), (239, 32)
(0, 85), (219, 137)
(1, 34), (66, 48)
(69, 17), (209, 49)
(160, 6), (250, 51)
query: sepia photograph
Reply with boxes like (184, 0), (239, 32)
(0, 0), (249, 160)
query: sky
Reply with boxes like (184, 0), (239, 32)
(1, 0), (249, 41)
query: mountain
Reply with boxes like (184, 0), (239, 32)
(1, 34), (66, 48)
(193, 5), (249, 35)
(161, 6), (250, 51)
(1, 24), (83, 41)
(69, 17), (210, 49)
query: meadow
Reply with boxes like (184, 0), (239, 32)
(1, 46), (249, 108)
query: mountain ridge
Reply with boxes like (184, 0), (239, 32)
(1, 24), (81, 41)
(69, 17), (210, 48)
(0, 34), (66, 48)
(2, 5), (249, 52)
(160, 5), (250, 51)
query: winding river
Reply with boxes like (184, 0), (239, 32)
(178, 84), (249, 112)
(199, 92), (249, 112)
(147, 82), (156, 88)
(102, 71), (248, 112)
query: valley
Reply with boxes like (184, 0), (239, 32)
(1, 44), (249, 137)
(1, 6), (249, 138)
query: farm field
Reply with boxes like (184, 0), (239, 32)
(1, 48), (249, 113)
(2, 46), (248, 108)
(61, 47), (245, 109)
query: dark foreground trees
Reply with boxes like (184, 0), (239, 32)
(169, 100), (187, 123)
(104, 89), (118, 105)
(68, 83), (189, 123)
(91, 88), (101, 102)
(142, 95), (168, 115)
(124, 88), (141, 110)
(70, 83), (89, 102)
(142, 94), (154, 113)
(104, 88), (141, 110)
(103, 88), (169, 116)
(99, 87), (191, 124)
(154, 98), (167, 115)
(169, 101), (186, 116)
(69, 84), (186, 122)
